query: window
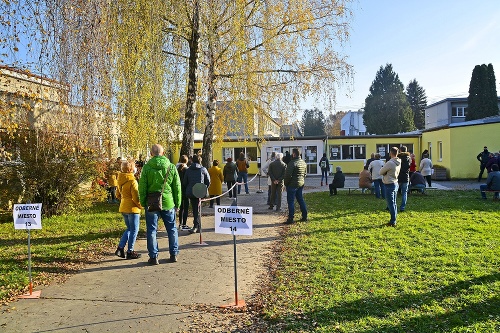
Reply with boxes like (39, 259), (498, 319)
(452, 106), (467, 117)
(329, 144), (366, 160)
(438, 141), (443, 161)
(375, 144), (415, 160)
(224, 147), (258, 162)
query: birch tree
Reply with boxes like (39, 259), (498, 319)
(163, 0), (355, 166)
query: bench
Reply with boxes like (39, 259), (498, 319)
(339, 186), (438, 194)
(483, 189), (500, 200)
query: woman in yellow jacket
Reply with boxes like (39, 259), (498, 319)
(115, 160), (143, 259)
(208, 160), (224, 208)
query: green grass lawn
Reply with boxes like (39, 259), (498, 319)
(1, 191), (499, 332)
(261, 190), (500, 332)
(0, 202), (132, 303)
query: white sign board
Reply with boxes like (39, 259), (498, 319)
(214, 205), (253, 236)
(13, 203), (43, 230)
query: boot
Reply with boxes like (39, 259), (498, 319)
(126, 251), (141, 259)
(114, 247), (125, 258)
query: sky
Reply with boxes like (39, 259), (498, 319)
(305, 0), (500, 113)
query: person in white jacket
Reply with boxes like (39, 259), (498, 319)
(368, 153), (385, 199)
(419, 154), (433, 187)
(379, 147), (401, 227)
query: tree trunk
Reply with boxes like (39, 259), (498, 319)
(180, 0), (200, 158)
(202, 50), (217, 169)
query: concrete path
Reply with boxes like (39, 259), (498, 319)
(0, 175), (479, 333)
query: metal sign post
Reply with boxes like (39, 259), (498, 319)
(215, 205), (252, 308)
(14, 203), (43, 299)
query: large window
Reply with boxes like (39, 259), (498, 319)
(223, 147), (257, 162)
(375, 144), (414, 160)
(329, 144), (366, 160)
(452, 106), (467, 117)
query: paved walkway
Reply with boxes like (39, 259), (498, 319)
(0, 175), (479, 332)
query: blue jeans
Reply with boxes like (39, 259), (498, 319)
(321, 169), (328, 184)
(373, 179), (385, 199)
(146, 208), (178, 258)
(119, 213), (140, 252)
(399, 182), (408, 211)
(237, 171), (249, 194)
(480, 184), (500, 199)
(286, 186), (307, 220)
(385, 183), (398, 224)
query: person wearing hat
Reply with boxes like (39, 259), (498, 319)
(329, 166), (345, 196)
(477, 146), (490, 182)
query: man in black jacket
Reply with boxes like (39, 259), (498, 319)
(182, 155), (210, 234)
(477, 146), (490, 182)
(397, 146), (411, 212)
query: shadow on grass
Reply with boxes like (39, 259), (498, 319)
(295, 272), (500, 332)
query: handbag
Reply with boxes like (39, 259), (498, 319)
(147, 165), (172, 212)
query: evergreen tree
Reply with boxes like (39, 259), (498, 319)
(406, 79), (427, 130)
(467, 64), (499, 120)
(363, 64), (415, 134)
(301, 108), (326, 136)
(486, 64), (499, 115)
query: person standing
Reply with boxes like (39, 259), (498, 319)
(368, 153), (385, 199)
(106, 157), (122, 203)
(261, 152), (276, 206)
(379, 147), (401, 227)
(397, 146), (411, 212)
(236, 151), (250, 195)
(319, 153), (329, 186)
(477, 146), (490, 181)
(115, 160), (142, 259)
(183, 154), (210, 234)
(208, 160), (224, 208)
(138, 144), (181, 265)
(223, 157), (238, 199)
(365, 152), (375, 170)
(268, 152), (287, 211)
(329, 166), (345, 196)
(283, 148), (308, 224)
(177, 155), (190, 230)
(419, 153), (433, 187)
(480, 163), (500, 199)
(409, 153), (417, 178)
(283, 151), (291, 165)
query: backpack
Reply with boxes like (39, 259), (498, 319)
(237, 159), (248, 172)
(320, 160), (327, 169)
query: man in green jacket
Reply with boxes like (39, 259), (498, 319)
(283, 148), (308, 224)
(139, 144), (182, 265)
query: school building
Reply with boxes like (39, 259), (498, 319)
(170, 116), (499, 180)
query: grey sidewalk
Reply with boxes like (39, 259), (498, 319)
(0, 175), (479, 333)
(0, 190), (283, 333)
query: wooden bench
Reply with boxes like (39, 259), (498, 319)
(483, 189), (500, 200)
(339, 186), (439, 194)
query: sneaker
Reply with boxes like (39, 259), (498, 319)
(386, 222), (396, 227)
(268, 206), (274, 210)
(189, 227), (199, 234)
(169, 255), (178, 263)
(181, 225), (191, 230)
(148, 257), (159, 265)
(300, 217), (308, 222)
(284, 218), (294, 225)
(321, 182), (323, 186)
(126, 251), (142, 259)
(114, 247), (125, 258)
